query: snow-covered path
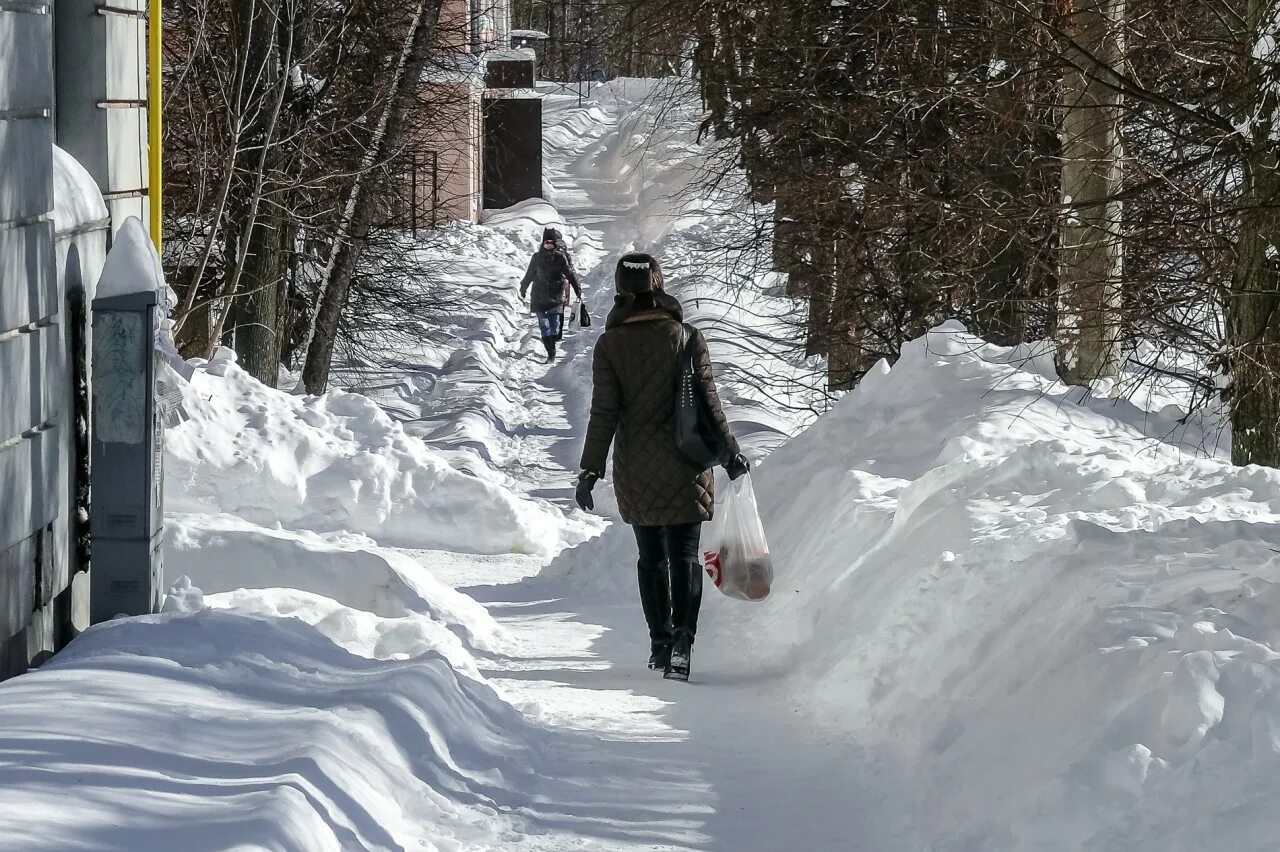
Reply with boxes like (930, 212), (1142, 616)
(417, 555), (919, 851)
(389, 85), (918, 850)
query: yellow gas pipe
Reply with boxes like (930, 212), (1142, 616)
(147, 0), (162, 252)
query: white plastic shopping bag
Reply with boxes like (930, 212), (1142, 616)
(702, 473), (774, 601)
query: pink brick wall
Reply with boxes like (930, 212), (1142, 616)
(415, 82), (483, 224)
(411, 0), (511, 224)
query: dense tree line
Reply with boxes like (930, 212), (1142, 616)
(162, 0), (465, 393)
(535, 0), (1280, 467)
(510, 0), (687, 78)
(164, 0), (1280, 468)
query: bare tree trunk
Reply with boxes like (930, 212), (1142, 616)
(1053, 0), (1126, 386)
(203, 0), (292, 362)
(805, 233), (836, 359)
(1227, 0), (1280, 466)
(234, 211), (285, 383)
(233, 0), (313, 386)
(300, 0), (442, 394)
(547, 0), (557, 77)
(227, 0), (284, 385)
(971, 0), (1051, 347)
(827, 234), (869, 390)
(1229, 162), (1280, 465)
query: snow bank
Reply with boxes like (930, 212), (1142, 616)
(330, 202), (609, 530)
(0, 601), (544, 851)
(166, 350), (593, 556)
(166, 513), (509, 660)
(548, 323), (1280, 848)
(481, 198), (571, 245)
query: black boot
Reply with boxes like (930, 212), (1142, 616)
(543, 336), (556, 363)
(665, 630), (692, 681)
(669, 558), (703, 645)
(637, 560), (673, 670)
(664, 558), (701, 681)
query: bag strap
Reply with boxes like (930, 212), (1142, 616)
(682, 323), (732, 466)
(675, 323), (692, 389)
(681, 322), (697, 356)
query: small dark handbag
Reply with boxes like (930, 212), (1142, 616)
(674, 324), (728, 470)
(579, 302), (591, 328)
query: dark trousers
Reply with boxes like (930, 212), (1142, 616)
(633, 522), (704, 647)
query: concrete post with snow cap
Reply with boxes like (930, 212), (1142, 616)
(89, 217), (167, 623)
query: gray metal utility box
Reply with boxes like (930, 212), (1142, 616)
(90, 288), (163, 622)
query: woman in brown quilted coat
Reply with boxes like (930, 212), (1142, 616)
(575, 252), (749, 681)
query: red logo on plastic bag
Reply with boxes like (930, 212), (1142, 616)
(703, 551), (723, 588)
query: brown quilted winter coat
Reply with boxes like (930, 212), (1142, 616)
(580, 295), (740, 527)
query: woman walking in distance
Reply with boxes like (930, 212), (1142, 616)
(519, 227), (581, 362)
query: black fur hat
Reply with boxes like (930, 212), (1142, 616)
(541, 227), (563, 243)
(615, 252), (664, 295)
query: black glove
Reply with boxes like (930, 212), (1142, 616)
(575, 471), (599, 511)
(724, 453), (750, 481)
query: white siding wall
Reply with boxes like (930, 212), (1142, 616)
(55, 0), (150, 237)
(0, 0), (70, 677)
(0, 0), (117, 679)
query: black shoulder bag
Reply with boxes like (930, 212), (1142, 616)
(674, 324), (728, 470)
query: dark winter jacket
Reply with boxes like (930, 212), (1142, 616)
(581, 292), (741, 526)
(519, 233), (581, 313)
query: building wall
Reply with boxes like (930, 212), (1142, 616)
(436, 0), (510, 51)
(55, 0), (150, 237)
(418, 0), (513, 224)
(0, 2), (74, 678)
(417, 82), (483, 224)
(437, 0), (472, 53)
(0, 0), (129, 681)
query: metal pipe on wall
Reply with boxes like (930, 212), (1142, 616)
(147, 0), (161, 251)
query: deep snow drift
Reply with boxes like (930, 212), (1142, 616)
(0, 603), (544, 851)
(550, 322), (1280, 849)
(167, 345), (595, 556)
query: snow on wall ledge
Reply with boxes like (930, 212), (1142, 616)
(166, 348), (595, 556)
(51, 144), (108, 236)
(547, 322), (1280, 848)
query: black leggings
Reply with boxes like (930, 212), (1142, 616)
(633, 522), (704, 646)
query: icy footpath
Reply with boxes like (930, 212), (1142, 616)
(551, 322), (1280, 848)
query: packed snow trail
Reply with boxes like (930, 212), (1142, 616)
(395, 81), (921, 849)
